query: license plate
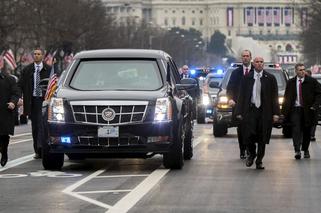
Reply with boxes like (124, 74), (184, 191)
(98, 126), (119, 138)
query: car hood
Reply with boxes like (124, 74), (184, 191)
(56, 87), (168, 102)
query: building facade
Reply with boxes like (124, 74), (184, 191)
(103, 0), (308, 63)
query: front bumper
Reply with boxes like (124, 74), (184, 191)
(47, 121), (174, 154)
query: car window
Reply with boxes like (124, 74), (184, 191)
(208, 76), (223, 85)
(220, 68), (236, 89)
(265, 68), (286, 90)
(69, 60), (162, 91)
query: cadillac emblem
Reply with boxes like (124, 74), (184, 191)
(102, 108), (116, 121)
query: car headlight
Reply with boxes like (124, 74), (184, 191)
(48, 98), (65, 122)
(202, 94), (210, 105)
(278, 97), (284, 104)
(217, 96), (229, 109)
(154, 98), (172, 122)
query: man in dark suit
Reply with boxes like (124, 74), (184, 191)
(281, 63), (321, 159)
(0, 68), (20, 166)
(18, 48), (51, 159)
(235, 57), (280, 169)
(226, 50), (254, 159)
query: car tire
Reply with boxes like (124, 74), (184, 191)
(183, 118), (193, 160)
(42, 140), (64, 170)
(282, 126), (292, 138)
(196, 106), (206, 124)
(213, 122), (227, 137)
(163, 119), (184, 169)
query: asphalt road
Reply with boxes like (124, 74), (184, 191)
(1, 122), (321, 213)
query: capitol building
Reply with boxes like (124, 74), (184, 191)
(103, 0), (308, 63)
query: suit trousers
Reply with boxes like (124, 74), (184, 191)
(0, 135), (9, 156)
(245, 105), (266, 165)
(291, 107), (311, 152)
(237, 125), (246, 153)
(31, 97), (44, 154)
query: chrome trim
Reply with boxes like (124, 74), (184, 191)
(70, 101), (148, 125)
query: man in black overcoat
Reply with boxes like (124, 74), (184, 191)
(18, 48), (51, 158)
(226, 50), (254, 159)
(235, 57), (280, 169)
(281, 63), (321, 159)
(0, 69), (20, 166)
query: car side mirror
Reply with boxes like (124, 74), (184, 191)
(209, 81), (220, 88)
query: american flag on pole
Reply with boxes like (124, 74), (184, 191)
(284, 7), (292, 26)
(273, 8), (281, 26)
(266, 7), (272, 26)
(257, 7), (265, 26)
(3, 49), (17, 70)
(227, 7), (233, 27)
(45, 65), (58, 101)
(246, 7), (254, 26)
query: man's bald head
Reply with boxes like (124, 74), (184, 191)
(253, 57), (264, 72)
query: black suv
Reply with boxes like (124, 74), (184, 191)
(42, 49), (197, 170)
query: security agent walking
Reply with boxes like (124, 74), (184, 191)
(235, 57), (280, 169)
(281, 63), (321, 159)
(18, 48), (51, 159)
(226, 50), (254, 159)
(0, 69), (20, 166)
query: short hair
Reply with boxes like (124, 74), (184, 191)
(305, 69), (312, 76)
(242, 50), (252, 57)
(34, 47), (44, 54)
(295, 63), (305, 71)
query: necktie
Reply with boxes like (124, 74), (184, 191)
(255, 73), (261, 108)
(35, 65), (41, 96)
(299, 79), (303, 106)
(245, 68), (249, 75)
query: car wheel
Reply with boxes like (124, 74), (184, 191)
(184, 118), (193, 160)
(163, 119), (184, 169)
(213, 122), (227, 137)
(282, 126), (292, 138)
(196, 106), (206, 124)
(67, 154), (86, 160)
(42, 140), (64, 170)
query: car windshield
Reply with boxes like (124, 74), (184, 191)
(207, 76), (223, 85)
(220, 67), (287, 90)
(70, 60), (162, 91)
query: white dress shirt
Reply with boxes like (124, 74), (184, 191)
(33, 62), (44, 96)
(251, 71), (263, 106)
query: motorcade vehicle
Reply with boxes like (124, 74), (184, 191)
(312, 73), (321, 124)
(188, 67), (225, 123)
(41, 49), (198, 170)
(212, 64), (290, 137)
(197, 72), (224, 123)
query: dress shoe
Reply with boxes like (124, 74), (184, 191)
(33, 153), (41, 159)
(310, 137), (316, 142)
(304, 150), (310, 158)
(294, 151), (301, 160)
(246, 157), (254, 167)
(1, 154), (8, 167)
(256, 163), (265, 170)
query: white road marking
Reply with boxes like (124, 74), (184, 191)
(95, 174), (149, 178)
(10, 139), (32, 145)
(11, 133), (32, 138)
(77, 190), (132, 194)
(0, 154), (34, 172)
(107, 136), (204, 213)
(106, 169), (169, 213)
(62, 170), (112, 209)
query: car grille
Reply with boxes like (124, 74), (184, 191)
(77, 136), (143, 147)
(70, 101), (148, 125)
